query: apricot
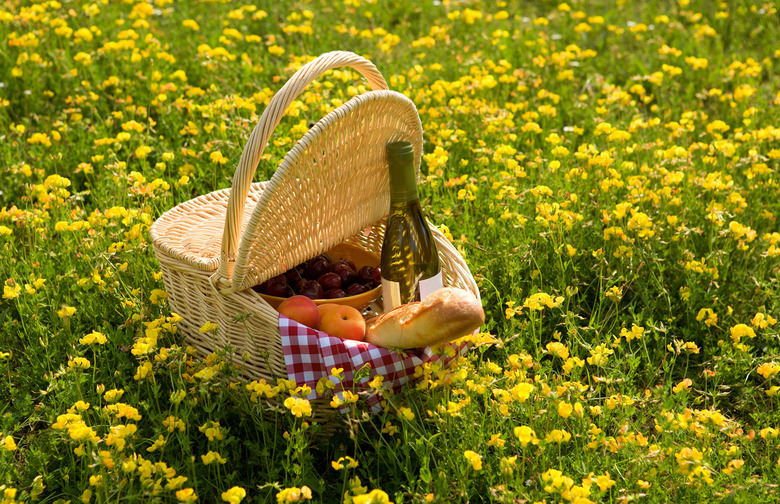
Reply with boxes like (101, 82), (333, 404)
(319, 305), (366, 341)
(277, 295), (320, 329)
(317, 303), (340, 321)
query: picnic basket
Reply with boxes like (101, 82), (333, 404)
(150, 51), (480, 416)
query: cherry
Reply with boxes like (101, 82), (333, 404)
(345, 283), (368, 296)
(323, 288), (347, 299)
(357, 266), (381, 285)
(318, 272), (342, 291)
(331, 258), (356, 272)
(331, 263), (357, 285)
(265, 280), (293, 297)
(285, 267), (304, 284)
(297, 279), (324, 299)
(304, 257), (329, 279)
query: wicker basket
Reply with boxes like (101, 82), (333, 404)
(150, 51), (479, 400)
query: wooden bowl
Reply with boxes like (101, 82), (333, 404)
(256, 242), (381, 311)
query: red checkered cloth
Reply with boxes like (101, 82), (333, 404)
(279, 314), (467, 412)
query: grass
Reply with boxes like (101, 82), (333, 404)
(2, 0), (780, 502)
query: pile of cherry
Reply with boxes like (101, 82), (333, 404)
(252, 254), (382, 299)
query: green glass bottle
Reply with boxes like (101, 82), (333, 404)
(380, 141), (442, 312)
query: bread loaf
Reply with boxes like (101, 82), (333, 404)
(365, 287), (484, 349)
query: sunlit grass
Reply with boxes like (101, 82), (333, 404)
(2, 0), (780, 502)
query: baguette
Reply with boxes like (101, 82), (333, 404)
(365, 287), (484, 349)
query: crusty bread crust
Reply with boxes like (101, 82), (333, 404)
(365, 287), (484, 349)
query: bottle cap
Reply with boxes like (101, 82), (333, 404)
(386, 141), (418, 202)
(387, 140), (415, 160)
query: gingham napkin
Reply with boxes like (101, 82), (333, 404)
(279, 314), (466, 411)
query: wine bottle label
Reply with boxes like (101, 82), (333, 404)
(418, 270), (443, 300)
(381, 271), (444, 313)
(381, 278), (404, 313)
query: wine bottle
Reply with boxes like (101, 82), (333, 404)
(380, 141), (443, 313)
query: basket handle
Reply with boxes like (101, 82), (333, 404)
(219, 51), (389, 279)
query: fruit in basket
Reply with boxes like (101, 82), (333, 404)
(324, 288), (347, 299)
(319, 305), (366, 341)
(277, 295), (320, 329)
(297, 279), (324, 299)
(304, 255), (330, 279)
(345, 283), (368, 296)
(265, 277), (294, 298)
(317, 303), (340, 320)
(330, 257), (356, 271)
(357, 266), (381, 286)
(330, 261), (357, 284)
(318, 272), (342, 291)
(252, 250), (381, 303)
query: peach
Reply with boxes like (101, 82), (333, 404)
(319, 305), (366, 341)
(277, 295), (320, 329)
(317, 303), (340, 321)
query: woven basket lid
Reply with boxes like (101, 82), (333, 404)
(222, 89), (423, 293)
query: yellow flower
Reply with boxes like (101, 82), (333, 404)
(562, 356), (585, 374)
(176, 488), (198, 503)
(513, 425), (539, 447)
(673, 378), (693, 394)
(594, 472), (616, 491)
(587, 343), (613, 367)
(352, 489), (392, 504)
(524, 292), (564, 311)
(2, 283), (21, 300)
(103, 388), (124, 403)
(79, 331), (107, 345)
(146, 435), (166, 453)
(558, 401), (574, 419)
(132, 145), (151, 159)
(396, 407), (415, 421)
(201, 450), (227, 465)
(1, 435), (17, 451)
(276, 486), (312, 503)
(221, 487), (247, 504)
(381, 422), (397, 436)
(730, 324), (756, 343)
(103, 403), (142, 421)
(182, 19), (200, 31)
(199, 321), (219, 333)
(58, 306), (77, 319)
(332, 456), (359, 470)
(545, 429), (571, 444)
(752, 312), (777, 329)
(509, 382), (535, 402)
(722, 459), (744, 476)
(463, 450), (482, 471)
(499, 456), (517, 476)
(675, 446), (704, 475)
(545, 342), (569, 359)
(210, 151), (228, 164)
(134, 361), (154, 381)
(199, 421), (225, 441)
(619, 324), (645, 341)
(757, 363), (780, 379)
(696, 308), (718, 327)
(283, 397), (312, 418)
(487, 434), (505, 448)
(67, 357), (91, 370)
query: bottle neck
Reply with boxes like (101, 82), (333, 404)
(388, 157), (419, 202)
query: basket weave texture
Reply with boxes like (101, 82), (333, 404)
(150, 51), (480, 392)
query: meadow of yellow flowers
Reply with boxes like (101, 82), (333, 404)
(2, 0), (780, 502)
